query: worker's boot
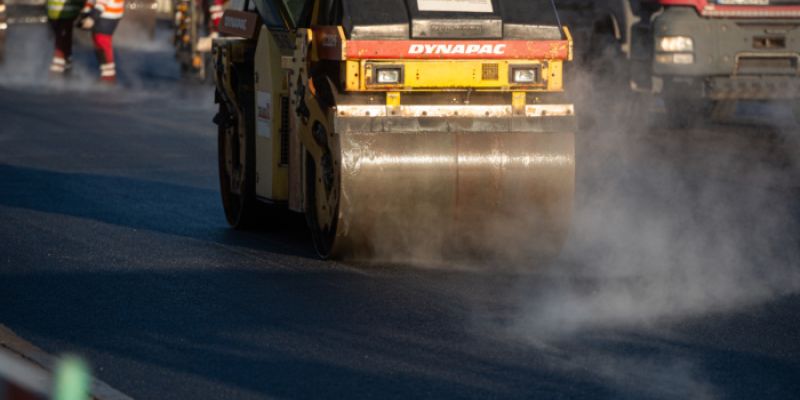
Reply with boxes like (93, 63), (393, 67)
(48, 56), (72, 80)
(99, 62), (116, 85)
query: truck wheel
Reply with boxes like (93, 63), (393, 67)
(664, 96), (712, 129)
(793, 101), (800, 126)
(585, 31), (647, 129)
(305, 153), (339, 259)
(0, 35), (5, 64)
(217, 100), (261, 228)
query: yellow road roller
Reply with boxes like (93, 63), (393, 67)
(212, 0), (576, 262)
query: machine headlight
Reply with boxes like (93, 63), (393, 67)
(657, 36), (694, 52)
(376, 68), (402, 84)
(511, 67), (539, 84)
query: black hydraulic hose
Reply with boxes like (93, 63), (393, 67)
(549, 0), (563, 31)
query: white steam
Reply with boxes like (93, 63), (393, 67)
(512, 68), (800, 338)
(0, 19), (180, 91)
(456, 26), (800, 394)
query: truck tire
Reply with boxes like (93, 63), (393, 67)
(793, 101), (800, 126)
(0, 33), (5, 64)
(663, 96), (712, 129)
(305, 153), (339, 258)
(585, 30), (647, 130)
(217, 98), (262, 229)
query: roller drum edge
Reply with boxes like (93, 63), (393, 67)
(330, 128), (575, 265)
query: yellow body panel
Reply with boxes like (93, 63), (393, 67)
(345, 59), (564, 92)
(253, 29), (290, 201)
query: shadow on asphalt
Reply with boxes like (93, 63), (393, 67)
(0, 163), (317, 260)
(0, 267), (601, 399)
(2, 116), (800, 398)
(2, 267), (800, 399)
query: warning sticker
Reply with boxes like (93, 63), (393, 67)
(417, 0), (493, 13)
(256, 91), (272, 138)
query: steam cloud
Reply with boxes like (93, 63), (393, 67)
(465, 58), (800, 399)
(2, 8), (798, 398)
(509, 66), (800, 337)
(0, 18), (181, 91)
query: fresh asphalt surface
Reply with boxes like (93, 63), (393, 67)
(2, 26), (800, 399)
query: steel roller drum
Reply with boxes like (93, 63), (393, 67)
(327, 117), (575, 264)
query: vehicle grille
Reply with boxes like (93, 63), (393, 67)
(737, 56), (799, 75)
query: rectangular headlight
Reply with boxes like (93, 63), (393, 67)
(657, 36), (694, 52)
(655, 53), (695, 64)
(376, 68), (402, 84)
(511, 67), (539, 84)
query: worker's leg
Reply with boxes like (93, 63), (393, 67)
(197, 0), (224, 52)
(92, 18), (120, 83)
(49, 18), (75, 76)
(209, 0), (224, 31)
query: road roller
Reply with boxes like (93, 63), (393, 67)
(212, 0), (577, 262)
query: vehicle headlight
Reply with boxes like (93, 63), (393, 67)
(657, 36), (694, 52)
(376, 68), (402, 84)
(655, 53), (695, 64)
(511, 67), (539, 84)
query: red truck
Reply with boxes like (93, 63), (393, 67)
(580, 0), (800, 126)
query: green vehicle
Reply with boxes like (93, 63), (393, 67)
(581, 0), (800, 126)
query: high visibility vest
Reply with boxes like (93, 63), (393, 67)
(47, 0), (85, 20)
(86, 0), (124, 19)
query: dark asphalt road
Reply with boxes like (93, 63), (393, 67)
(2, 26), (800, 400)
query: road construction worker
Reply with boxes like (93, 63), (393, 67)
(175, 0), (226, 53)
(196, 0), (225, 51)
(46, 0), (85, 75)
(77, 0), (125, 83)
(46, 0), (124, 83)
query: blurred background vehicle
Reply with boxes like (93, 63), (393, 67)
(154, 0), (170, 20)
(0, 0), (6, 62)
(173, 0), (225, 81)
(120, 0), (158, 39)
(570, 0), (800, 127)
(0, 0), (47, 63)
(1, 0), (47, 26)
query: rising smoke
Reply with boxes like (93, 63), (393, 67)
(0, 18), (182, 91)
(2, 8), (797, 398)
(459, 49), (800, 399)
(507, 65), (800, 337)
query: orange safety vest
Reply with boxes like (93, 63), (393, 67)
(85, 0), (124, 19)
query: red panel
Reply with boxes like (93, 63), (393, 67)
(219, 10), (260, 39)
(658, 0), (800, 17)
(345, 40), (570, 60)
(659, 0), (706, 10)
(312, 26), (345, 61)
